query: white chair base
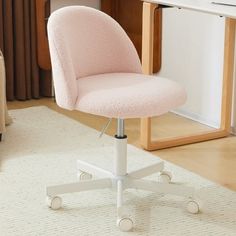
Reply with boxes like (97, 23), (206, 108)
(46, 133), (200, 232)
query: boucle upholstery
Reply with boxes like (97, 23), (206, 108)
(76, 73), (187, 118)
(0, 51), (12, 135)
(48, 6), (141, 110)
(48, 6), (187, 118)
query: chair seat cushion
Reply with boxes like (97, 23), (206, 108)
(75, 73), (187, 118)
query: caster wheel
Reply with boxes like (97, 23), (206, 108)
(46, 196), (62, 210)
(117, 217), (133, 232)
(187, 199), (200, 214)
(159, 171), (172, 183)
(77, 170), (92, 181)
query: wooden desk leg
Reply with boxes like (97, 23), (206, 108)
(141, 2), (157, 148)
(141, 2), (236, 150)
(221, 18), (236, 132)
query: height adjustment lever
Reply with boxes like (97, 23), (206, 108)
(99, 118), (112, 138)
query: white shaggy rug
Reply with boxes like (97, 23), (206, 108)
(0, 106), (236, 236)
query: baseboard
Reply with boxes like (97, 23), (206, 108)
(171, 109), (236, 136)
(171, 108), (220, 129)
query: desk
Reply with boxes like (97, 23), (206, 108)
(141, 0), (236, 150)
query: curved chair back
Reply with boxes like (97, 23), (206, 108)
(47, 6), (142, 109)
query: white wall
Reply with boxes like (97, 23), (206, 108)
(158, 8), (227, 128)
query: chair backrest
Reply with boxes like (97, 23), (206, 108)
(47, 6), (142, 110)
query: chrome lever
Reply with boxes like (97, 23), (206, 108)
(99, 118), (112, 138)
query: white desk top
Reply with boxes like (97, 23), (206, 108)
(144, 0), (236, 19)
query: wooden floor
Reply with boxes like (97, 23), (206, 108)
(7, 98), (236, 191)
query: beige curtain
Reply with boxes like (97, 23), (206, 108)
(0, 50), (12, 137)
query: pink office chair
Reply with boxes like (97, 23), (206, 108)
(46, 6), (200, 232)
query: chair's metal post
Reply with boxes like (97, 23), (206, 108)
(114, 119), (127, 176)
(117, 119), (125, 137)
